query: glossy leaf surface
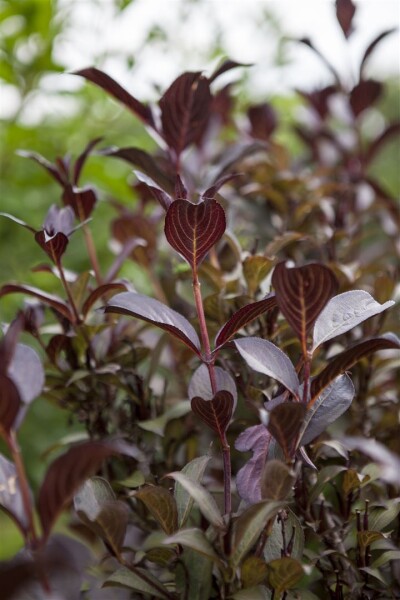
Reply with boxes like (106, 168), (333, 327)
(191, 390), (234, 436)
(267, 402), (306, 461)
(135, 485), (178, 535)
(235, 424), (272, 504)
(0, 284), (74, 322)
(188, 364), (237, 406)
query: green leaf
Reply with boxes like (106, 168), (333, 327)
(164, 528), (221, 563)
(135, 485), (178, 534)
(267, 557), (303, 593)
(231, 501), (282, 568)
(174, 455), (211, 526)
(367, 498), (400, 531)
(103, 566), (170, 599)
(371, 550), (400, 569)
(175, 547), (213, 600)
(167, 471), (225, 530)
(138, 401), (191, 436)
(241, 555), (269, 587)
(243, 256), (272, 295)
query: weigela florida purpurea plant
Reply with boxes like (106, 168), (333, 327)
(0, 1), (399, 598)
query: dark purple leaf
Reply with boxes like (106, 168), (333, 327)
(272, 262), (338, 354)
(188, 364), (237, 407)
(159, 72), (212, 157)
(62, 185), (97, 220)
(82, 283), (127, 317)
(38, 440), (123, 541)
(298, 374), (355, 446)
(248, 103), (277, 140)
(350, 80), (382, 117)
(335, 0), (356, 38)
(201, 173), (240, 201)
(267, 402), (306, 461)
(215, 294), (277, 349)
(0, 313), (25, 373)
(310, 333), (400, 401)
(296, 85), (337, 119)
(234, 337), (300, 399)
(8, 343), (44, 408)
(363, 122), (400, 165)
(0, 284), (75, 322)
(74, 67), (155, 128)
(0, 453), (30, 534)
(0, 375), (21, 435)
(0, 212), (36, 233)
(209, 59), (251, 83)
(235, 424), (272, 504)
(102, 146), (174, 193)
(104, 292), (201, 355)
(73, 137), (103, 185)
(35, 230), (69, 262)
(261, 460), (295, 501)
(133, 171), (172, 211)
(360, 28), (397, 77)
(111, 212), (156, 266)
(175, 174), (187, 200)
(191, 390), (234, 436)
(164, 199), (226, 269)
(16, 150), (66, 186)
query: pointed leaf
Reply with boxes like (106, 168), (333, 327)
(335, 0), (356, 38)
(82, 283), (127, 316)
(261, 460), (295, 501)
(35, 230), (69, 262)
(105, 292), (201, 354)
(159, 72), (212, 156)
(188, 364), (237, 406)
(135, 485), (178, 535)
(17, 150), (65, 185)
(312, 290), (395, 351)
(299, 375), (355, 445)
(360, 28), (397, 77)
(235, 425), (272, 504)
(201, 173), (240, 201)
(164, 198), (226, 269)
(234, 337), (299, 399)
(167, 471), (225, 529)
(350, 80), (382, 117)
(191, 390), (234, 436)
(74, 67), (155, 127)
(310, 334), (400, 401)
(209, 59), (251, 83)
(267, 557), (303, 593)
(8, 344), (44, 406)
(62, 185), (97, 220)
(164, 528), (220, 562)
(0, 284), (74, 322)
(174, 455), (211, 527)
(0, 375), (22, 435)
(38, 440), (122, 540)
(231, 500), (282, 568)
(340, 437), (400, 486)
(0, 453), (30, 534)
(272, 262), (338, 353)
(0, 212), (36, 233)
(267, 402), (306, 461)
(363, 122), (400, 165)
(103, 566), (170, 599)
(73, 137), (103, 185)
(215, 295), (277, 349)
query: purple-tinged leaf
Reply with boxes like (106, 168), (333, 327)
(43, 204), (75, 236)
(62, 185), (97, 220)
(0, 375), (21, 435)
(159, 72), (212, 157)
(74, 67), (155, 127)
(359, 28), (397, 77)
(215, 295), (277, 349)
(350, 80), (382, 117)
(267, 402), (306, 461)
(105, 239), (147, 283)
(272, 262), (338, 354)
(174, 455), (211, 527)
(8, 343), (44, 407)
(82, 283), (127, 317)
(261, 460), (295, 501)
(209, 58), (251, 83)
(135, 485), (178, 535)
(191, 390), (234, 437)
(0, 453), (30, 534)
(298, 375), (355, 446)
(312, 290), (395, 351)
(38, 440), (122, 541)
(0, 284), (74, 322)
(248, 103), (277, 140)
(296, 85), (337, 119)
(175, 174), (187, 200)
(164, 198), (226, 269)
(111, 211), (156, 267)
(0, 212), (36, 233)
(73, 137), (103, 185)
(104, 292), (201, 355)
(0, 313), (25, 373)
(102, 146), (174, 193)
(235, 424), (272, 504)
(16, 150), (65, 185)
(35, 230), (69, 262)
(133, 171), (172, 210)
(340, 437), (400, 486)
(310, 334), (400, 402)
(335, 0), (356, 38)
(234, 337), (300, 399)
(188, 364), (237, 407)
(363, 122), (400, 165)
(201, 173), (240, 201)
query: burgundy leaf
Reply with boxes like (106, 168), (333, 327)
(335, 0), (356, 38)
(201, 173), (240, 201)
(104, 292), (201, 355)
(0, 284), (74, 322)
(0, 453), (30, 534)
(111, 212), (156, 266)
(272, 262), (338, 354)
(16, 150), (65, 186)
(235, 424), (272, 504)
(164, 199), (226, 269)
(248, 103), (277, 140)
(296, 85), (337, 119)
(188, 364), (237, 403)
(191, 390), (234, 437)
(0, 375), (21, 435)
(267, 402), (306, 461)
(133, 170), (172, 210)
(310, 333), (400, 402)
(159, 72), (212, 157)
(215, 294), (277, 349)
(35, 230), (69, 263)
(74, 67), (155, 128)
(38, 440), (121, 541)
(82, 283), (127, 317)
(209, 59), (251, 84)
(175, 174), (188, 200)
(62, 185), (97, 220)
(349, 80), (382, 117)
(102, 146), (174, 193)
(73, 137), (103, 185)
(359, 28), (397, 77)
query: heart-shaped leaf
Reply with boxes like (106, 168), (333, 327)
(272, 262), (338, 354)
(191, 390), (234, 437)
(215, 294), (277, 349)
(235, 425), (272, 505)
(164, 199), (226, 270)
(0, 284), (74, 322)
(34, 230), (69, 263)
(135, 485), (178, 535)
(188, 364), (237, 407)
(234, 337), (300, 399)
(159, 72), (212, 157)
(0, 375), (22, 435)
(267, 402), (306, 461)
(310, 334), (400, 402)
(105, 292), (201, 355)
(0, 453), (30, 535)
